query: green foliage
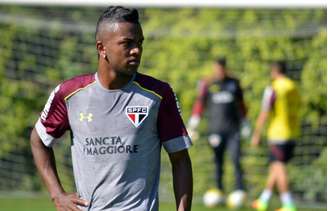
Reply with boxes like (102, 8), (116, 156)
(141, 9), (326, 123)
(289, 149), (327, 202)
(141, 9), (326, 199)
(301, 30), (327, 124)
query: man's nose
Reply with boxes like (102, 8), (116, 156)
(130, 46), (142, 55)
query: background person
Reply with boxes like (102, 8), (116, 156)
(251, 61), (301, 211)
(188, 57), (249, 203)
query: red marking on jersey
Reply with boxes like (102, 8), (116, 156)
(40, 73), (95, 138)
(128, 114), (136, 123)
(135, 73), (188, 142)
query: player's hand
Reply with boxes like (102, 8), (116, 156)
(53, 192), (89, 211)
(251, 133), (261, 148)
(187, 127), (199, 142)
(241, 119), (252, 138)
(187, 116), (200, 142)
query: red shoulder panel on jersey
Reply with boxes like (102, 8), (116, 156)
(39, 73), (95, 139)
(135, 73), (188, 143)
(61, 73), (96, 100)
(191, 79), (208, 117)
(135, 73), (169, 98)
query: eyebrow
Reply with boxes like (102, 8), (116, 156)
(120, 37), (144, 42)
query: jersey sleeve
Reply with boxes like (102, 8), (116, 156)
(235, 80), (247, 118)
(35, 84), (69, 147)
(261, 86), (276, 112)
(157, 85), (192, 154)
(235, 80), (244, 101)
(191, 79), (208, 117)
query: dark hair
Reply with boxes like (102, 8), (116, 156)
(95, 6), (139, 39)
(271, 60), (287, 74)
(215, 57), (226, 68)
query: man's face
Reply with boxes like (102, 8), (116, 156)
(213, 63), (226, 80)
(270, 66), (279, 80)
(98, 22), (144, 76)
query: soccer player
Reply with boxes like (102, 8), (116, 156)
(251, 61), (301, 211)
(30, 6), (193, 211)
(187, 57), (248, 203)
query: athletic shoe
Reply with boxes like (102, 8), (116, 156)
(251, 199), (268, 211)
(276, 204), (297, 211)
(203, 188), (225, 207)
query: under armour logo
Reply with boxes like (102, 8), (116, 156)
(79, 112), (93, 122)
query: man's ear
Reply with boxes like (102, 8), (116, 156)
(96, 41), (106, 58)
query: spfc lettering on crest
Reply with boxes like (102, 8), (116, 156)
(126, 106), (149, 127)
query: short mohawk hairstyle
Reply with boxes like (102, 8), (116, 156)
(215, 57), (227, 68)
(271, 60), (287, 74)
(95, 6), (139, 40)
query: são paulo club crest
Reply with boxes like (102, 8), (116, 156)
(126, 106), (149, 127)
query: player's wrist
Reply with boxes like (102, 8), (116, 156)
(241, 118), (251, 138)
(188, 115), (200, 130)
(50, 189), (66, 202)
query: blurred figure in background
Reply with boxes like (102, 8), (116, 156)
(251, 61), (301, 211)
(188, 57), (250, 205)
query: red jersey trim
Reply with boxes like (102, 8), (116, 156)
(64, 81), (96, 101)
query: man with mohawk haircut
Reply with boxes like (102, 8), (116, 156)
(30, 6), (193, 211)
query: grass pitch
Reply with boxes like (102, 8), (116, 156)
(0, 196), (325, 211)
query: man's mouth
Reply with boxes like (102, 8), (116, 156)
(128, 59), (140, 65)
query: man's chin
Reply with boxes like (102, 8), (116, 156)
(119, 67), (138, 76)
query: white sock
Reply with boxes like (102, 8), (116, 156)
(259, 189), (272, 202)
(280, 192), (294, 205)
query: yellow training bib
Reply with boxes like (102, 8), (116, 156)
(267, 77), (301, 141)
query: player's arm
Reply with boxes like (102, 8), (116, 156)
(235, 80), (247, 118)
(157, 84), (193, 211)
(187, 79), (208, 140)
(31, 85), (88, 211)
(30, 129), (88, 211)
(235, 80), (252, 138)
(251, 111), (269, 147)
(30, 128), (63, 199)
(169, 149), (193, 211)
(251, 86), (275, 147)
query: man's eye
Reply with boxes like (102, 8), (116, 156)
(121, 40), (142, 48)
(122, 42), (130, 47)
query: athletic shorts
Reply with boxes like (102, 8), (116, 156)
(269, 141), (296, 163)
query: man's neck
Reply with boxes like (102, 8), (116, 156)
(97, 64), (134, 90)
(274, 73), (285, 80)
(215, 75), (227, 82)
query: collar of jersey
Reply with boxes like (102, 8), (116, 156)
(95, 72), (136, 92)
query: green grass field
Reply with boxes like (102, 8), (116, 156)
(0, 196), (325, 211)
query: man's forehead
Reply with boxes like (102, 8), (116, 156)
(100, 21), (142, 38)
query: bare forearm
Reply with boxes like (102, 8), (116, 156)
(30, 128), (64, 199)
(170, 151), (193, 211)
(254, 112), (268, 136)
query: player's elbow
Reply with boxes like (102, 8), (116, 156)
(30, 128), (43, 149)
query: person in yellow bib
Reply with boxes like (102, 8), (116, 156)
(251, 61), (301, 211)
